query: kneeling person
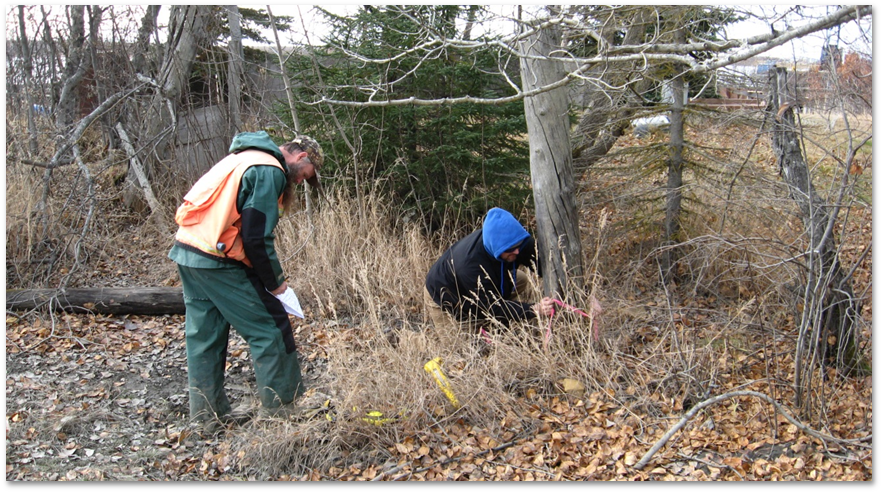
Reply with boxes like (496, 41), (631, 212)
(424, 207), (554, 331)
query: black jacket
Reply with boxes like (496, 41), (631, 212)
(425, 228), (541, 324)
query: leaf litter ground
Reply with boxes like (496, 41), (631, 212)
(5, 120), (873, 480)
(5, 305), (872, 481)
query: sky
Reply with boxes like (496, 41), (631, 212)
(6, 5), (869, 62)
(266, 4), (871, 62)
(724, 5), (872, 61)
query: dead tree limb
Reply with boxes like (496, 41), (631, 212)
(769, 68), (866, 412)
(115, 123), (169, 233)
(633, 390), (872, 471)
(7, 287), (185, 315)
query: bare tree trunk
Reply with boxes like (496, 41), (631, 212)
(39, 5), (60, 110)
(225, 5), (244, 135)
(131, 5), (161, 75)
(35, 6), (95, 241)
(461, 5), (480, 41)
(123, 5), (213, 211)
(572, 8), (650, 171)
(115, 123), (169, 233)
(769, 67), (865, 413)
(267, 5), (314, 216)
(519, 24), (583, 299)
(55, 5), (87, 131)
(662, 36), (687, 281)
(85, 6), (112, 150)
(16, 6), (39, 156)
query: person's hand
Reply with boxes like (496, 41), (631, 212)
(532, 297), (555, 317)
(270, 281), (288, 296)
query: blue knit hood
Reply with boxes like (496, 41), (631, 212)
(482, 208), (530, 260)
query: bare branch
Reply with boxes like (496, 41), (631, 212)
(697, 5), (872, 73)
(115, 123), (169, 233)
(50, 84), (145, 167)
(634, 390), (872, 470)
(313, 5), (871, 108)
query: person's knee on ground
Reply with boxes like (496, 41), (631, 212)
(512, 266), (540, 304)
(424, 286), (452, 330)
(424, 287), (487, 333)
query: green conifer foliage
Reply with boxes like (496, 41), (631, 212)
(285, 6), (531, 232)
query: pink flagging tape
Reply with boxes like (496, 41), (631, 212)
(544, 298), (599, 350)
(479, 327), (493, 345)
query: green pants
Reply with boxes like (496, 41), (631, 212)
(177, 265), (304, 422)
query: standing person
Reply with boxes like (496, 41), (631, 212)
(424, 207), (554, 332)
(169, 130), (324, 430)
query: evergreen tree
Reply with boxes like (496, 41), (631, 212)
(286, 5), (532, 231)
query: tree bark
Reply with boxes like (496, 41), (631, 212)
(572, 7), (650, 171)
(123, 5), (213, 211)
(115, 123), (169, 233)
(769, 67), (864, 410)
(131, 5), (161, 75)
(38, 5), (60, 109)
(519, 24), (583, 299)
(662, 29), (687, 281)
(7, 288), (185, 315)
(225, 5), (244, 135)
(55, 5), (87, 130)
(16, 6), (39, 156)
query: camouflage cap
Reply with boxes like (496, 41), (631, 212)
(291, 134), (324, 168)
(288, 134), (324, 189)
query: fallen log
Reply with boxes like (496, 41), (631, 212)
(6, 287), (185, 315)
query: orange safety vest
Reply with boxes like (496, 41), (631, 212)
(174, 149), (285, 267)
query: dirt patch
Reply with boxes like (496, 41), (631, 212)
(5, 313), (328, 480)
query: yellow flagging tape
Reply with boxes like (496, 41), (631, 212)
(361, 410), (395, 426)
(423, 357), (460, 408)
(352, 407), (406, 426)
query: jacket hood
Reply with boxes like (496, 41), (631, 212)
(482, 208), (530, 260)
(228, 131), (286, 169)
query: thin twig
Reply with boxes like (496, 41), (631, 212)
(634, 389), (872, 470)
(484, 459), (557, 479)
(676, 452), (745, 480)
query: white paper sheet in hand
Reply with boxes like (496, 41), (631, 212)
(272, 287), (304, 318)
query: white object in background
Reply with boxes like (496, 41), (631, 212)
(632, 115), (671, 138)
(272, 287), (304, 318)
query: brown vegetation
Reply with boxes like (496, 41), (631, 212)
(5, 113), (872, 480)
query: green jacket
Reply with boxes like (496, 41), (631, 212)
(169, 131), (288, 291)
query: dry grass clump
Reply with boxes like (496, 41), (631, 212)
(234, 418), (345, 478)
(6, 108), (869, 478)
(233, 187), (630, 477)
(251, 164), (822, 476)
(276, 188), (433, 326)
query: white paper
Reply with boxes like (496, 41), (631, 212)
(272, 286), (304, 318)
